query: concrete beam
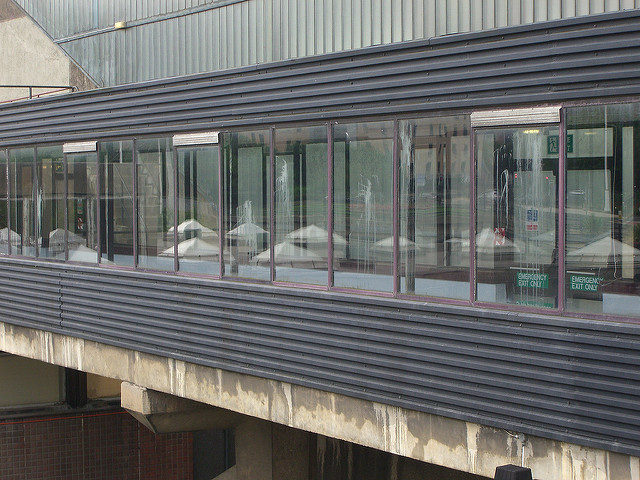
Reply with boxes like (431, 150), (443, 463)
(1, 322), (639, 480)
(121, 381), (243, 434)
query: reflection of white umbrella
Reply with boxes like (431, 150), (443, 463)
(168, 219), (217, 239)
(373, 236), (418, 253)
(473, 228), (520, 254)
(285, 224), (346, 245)
(59, 244), (101, 263)
(227, 222), (268, 240)
(47, 228), (85, 246)
(567, 237), (640, 266)
(251, 242), (323, 265)
(0, 227), (21, 245)
(160, 237), (219, 258)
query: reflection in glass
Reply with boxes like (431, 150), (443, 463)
(66, 152), (99, 263)
(9, 148), (36, 257)
(100, 141), (134, 266)
(175, 145), (220, 275)
(399, 116), (470, 299)
(35, 146), (65, 259)
(333, 122), (394, 292)
(273, 126), (328, 285)
(565, 104), (640, 317)
(223, 131), (270, 280)
(475, 127), (559, 308)
(136, 138), (173, 271)
(0, 151), (8, 255)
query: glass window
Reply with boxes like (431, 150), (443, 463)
(9, 148), (36, 257)
(136, 138), (174, 271)
(0, 151), (8, 255)
(36, 146), (65, 259)
(100, 141), (134, 266)
(475, 126), (559, 308)
(565, 104), (640, 317)
(176, 145), (220, 275)
(223, 131), (271, 281)
(333, 121), (394, 292)
(67, 152), (98, 263)
(274, 126), (328, 285)
(399, 116), (470, 299)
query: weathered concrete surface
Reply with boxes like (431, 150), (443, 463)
(0, 0), (95, 102)
(1, 321), (639, 480)
(121, 381), (243, 434)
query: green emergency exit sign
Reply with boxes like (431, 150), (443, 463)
(516, 272), (549, 289)
(569, 274), (601, 292)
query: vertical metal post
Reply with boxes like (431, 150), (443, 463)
(132, 140), (138, 268)
(392, 120), (399, 296)
(557, 111), (566, 313)
(5, 149), (11, 256)
(218, 136), (225, 278)
(28, 87), (32, 99)
(327, 123), (334, 288)
(64, 153), (69, 261)
(96, 147), (102, 264)
(269, 127), (276, 283)
(33, 148), (39, 259)
(469, 128), (477, 304)
(173, 146), (179, 273)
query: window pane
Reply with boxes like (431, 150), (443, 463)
(67, 153), (98, 263)
(333, 121), (394, 292)
(475, 126), (559, 308)
(176, 145), (220, 275)
(100, 141), (134, 266)
(565, 104), (640, 317)
(399, 116), (470, 299)
(223, 131), (270, 281)
(36, 146), (65, 259)
(136, 138), (174, 271)
(9, 148), (36, 257)
(274, 126), (328, 285)
(0, 151), (8, 255)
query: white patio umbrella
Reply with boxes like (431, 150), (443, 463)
(567, 236), (640, 267)
(226, 222), (268, 240)
(473, 228), (520, 254)
(251, 241), (324, 266)
(168, 219), (217, 239)
(285, 224), (346, 245)
(0, 227), (21, 245)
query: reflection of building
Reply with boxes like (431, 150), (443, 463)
(2, 3), (640, 480)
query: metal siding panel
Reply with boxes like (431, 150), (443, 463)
(0, 259), (639, 456)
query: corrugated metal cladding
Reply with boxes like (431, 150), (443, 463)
(14, 0), (640, 86)
(0, 258), (638, 456)
(1, 12), (640, 147)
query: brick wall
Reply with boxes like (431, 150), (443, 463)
(0, 410), (193, 480)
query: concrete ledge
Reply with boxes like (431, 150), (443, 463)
(1, 322), (639, 480)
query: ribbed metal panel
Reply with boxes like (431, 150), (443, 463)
(13, 0), (640, 85)
(1, 12), (640, 147)
(0, 258), (638, 456)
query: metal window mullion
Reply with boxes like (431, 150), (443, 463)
(33, 148), (38, 259)
(269, 127), (276, 283)
(469, 128), (477, 304)
(173, 146), (179, 273)
(133, 139), (139, 268)
(558, 109), (567, 313)
(96, 147), (102, 264)
(5, 149), (10, 256)
(392, 119), (399, 296)
(64, 153), (69, 261)
(218, 135), (224, 278)
(327, 123), (334, 289)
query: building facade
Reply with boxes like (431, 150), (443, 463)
(0, 3), (640, 480)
